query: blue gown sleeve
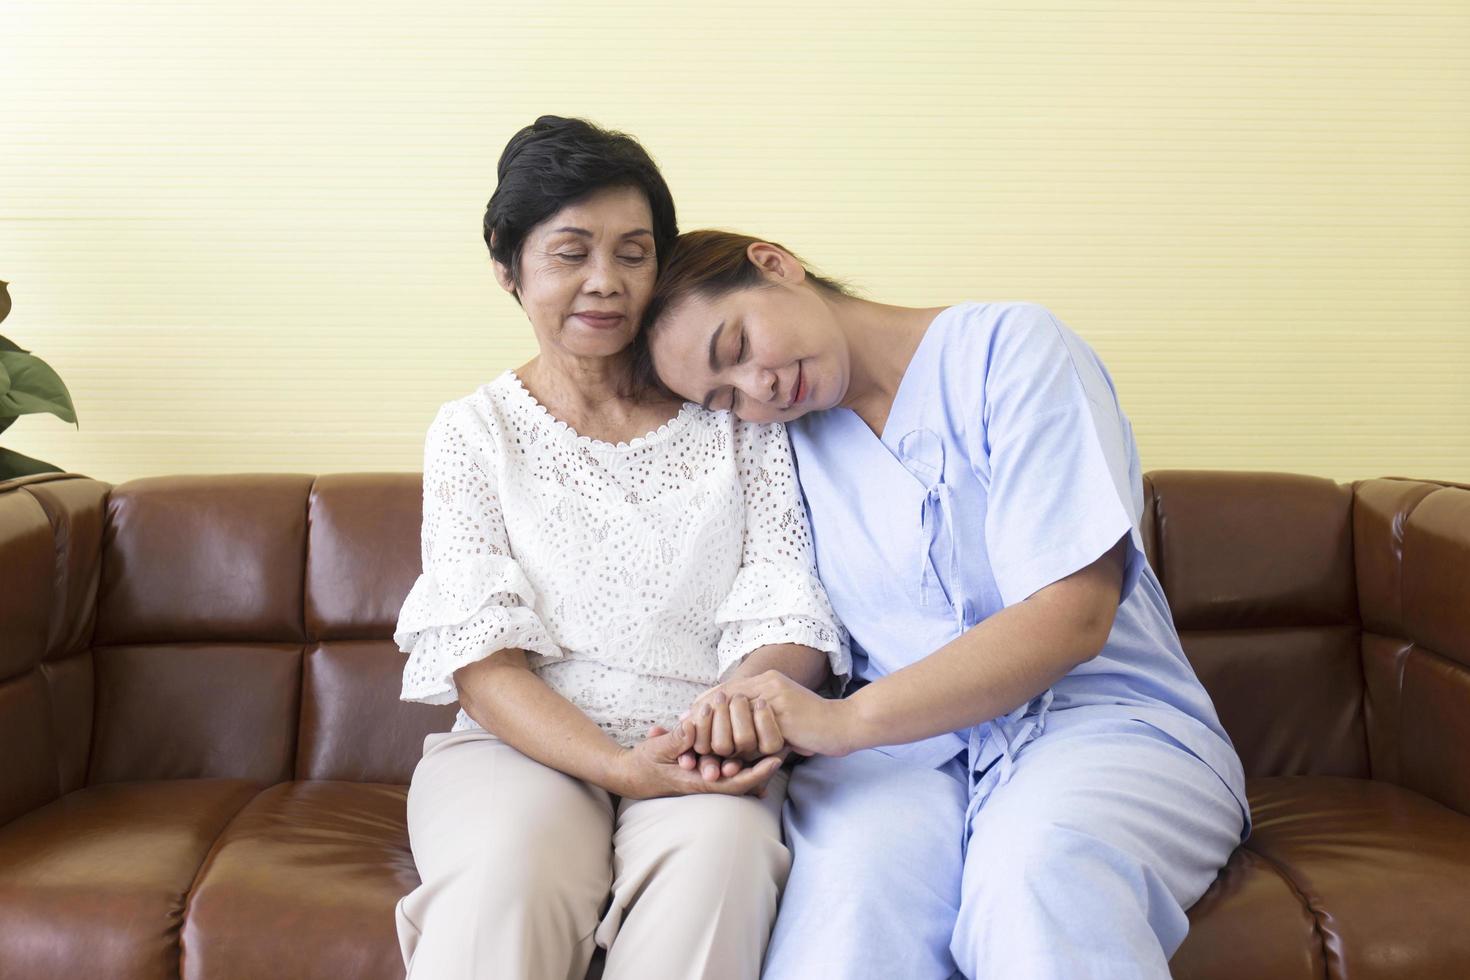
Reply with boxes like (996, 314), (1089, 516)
(972, 303), (1148, 609)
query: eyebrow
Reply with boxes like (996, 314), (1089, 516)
(701, 320), (728, 412)
(550, 227), (654, 239)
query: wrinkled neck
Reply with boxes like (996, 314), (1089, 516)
(518, 348), (634, 415)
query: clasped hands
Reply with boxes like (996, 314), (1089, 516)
(678, 685), (790, 782)
(618, 671), (854, 800)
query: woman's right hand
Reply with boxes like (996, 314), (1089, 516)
(614, 722), (784, 800)
(679, 688), (789, 781)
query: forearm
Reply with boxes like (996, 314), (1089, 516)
(454, 650), (629, 794)
(845, 588), (1105, 751)
(839, 535), (1127, 752)
(727, 643), (829, 691)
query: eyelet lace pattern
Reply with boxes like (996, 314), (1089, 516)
(393, 370), (850, 747)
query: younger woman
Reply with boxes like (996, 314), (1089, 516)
(638, 231), (1250, 979)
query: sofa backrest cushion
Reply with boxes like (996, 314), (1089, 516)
(298, 472), (456, 782)
(0, 487), (64, 824)
(0, 476), (106, 826)
(89, 474), (313, 783)
(1144, 471), (1368, 778)
(1354, 478), (1470, 814)
(14, 467), (1461, 804)
(87, 473), (454, 786)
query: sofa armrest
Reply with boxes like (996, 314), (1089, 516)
(1355, 478), (1470, 817)
(0, 473), (109, 827)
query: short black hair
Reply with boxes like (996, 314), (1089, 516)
(484, 116), (678, 292)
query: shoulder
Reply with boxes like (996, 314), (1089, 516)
(936, 300), (1108, 398)
(424, 374), (516, 460)
(935, 301), (1065, 368)
(913, 302), (1057, 420)
(671, 404), (781, 455)
(730, 416), (791, 456)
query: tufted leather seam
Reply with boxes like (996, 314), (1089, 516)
(0, 663), (61, 829)
(2, 486), (50, 684)
(1395, 488), (1422, 642)
(12, 484), (69, 809)
(81, 485), (116, 785)
(1389, 486), (1438, 784)
(295, 480), (315, 780)
(0, 471), (83, 495)
(177, 781), (279, 975)
(1351, 480), (1436, 784)
(1380, 475), (1470, 492)
(1342, 481), (1372, 787)
(1392, 641), (1413, 789)
(1177, 623), (1360, 636)
(1242, 843), (1333, 980)
(302, 477), (316, 644)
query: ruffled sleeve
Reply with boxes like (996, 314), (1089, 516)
(394, 400), (564, 706)
(713, 420), (851, 693)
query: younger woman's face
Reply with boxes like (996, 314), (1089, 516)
(648, 247), (849, 424)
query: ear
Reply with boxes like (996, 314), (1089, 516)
(491, 260), (518, 297)
(488, 231), (519, 298)
(746, 242), (807, 286)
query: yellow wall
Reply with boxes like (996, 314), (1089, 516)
(4, 1), (1467, 485)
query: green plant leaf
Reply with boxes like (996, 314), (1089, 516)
(0, 350), (78, 424)
(0, 445), (61, 480)
(0, 415), (13, 436)
(0, 334), (27, 354)
(0, 281), (10, 327)
(0, 356), (9, 399)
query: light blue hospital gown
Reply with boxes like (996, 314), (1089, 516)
(765, 301), (1251, 980)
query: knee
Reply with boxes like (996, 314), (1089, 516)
(983, 820), (1138, 900)
(654, 796), (790, 889)
(680, 796), (787, 864)
(965, 819), (1181, 938)
(791, 759), (966, 850)
(436, 826), (609, 917)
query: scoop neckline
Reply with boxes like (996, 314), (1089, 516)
(495, 369), (700, 452)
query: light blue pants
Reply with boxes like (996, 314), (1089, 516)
(761, 708), (1246, 980)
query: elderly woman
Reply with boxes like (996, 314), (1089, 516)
(638, 230), (1250, 980)
(390, 121), (848, 980)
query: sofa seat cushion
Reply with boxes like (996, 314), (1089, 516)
(0, 779), (262, 978)
(181, 781), (419, 980)
(1170, 846), (1325, 980)
(1174, 775), (1470, 979)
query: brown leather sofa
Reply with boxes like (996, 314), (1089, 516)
(2, 468), (1467, 979)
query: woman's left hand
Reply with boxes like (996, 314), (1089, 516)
(678, 685), (789, 780)
(720, 670), (858, 758)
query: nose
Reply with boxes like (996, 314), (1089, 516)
(738, 365), (780, 404)
(582, 252), (622, 297)
(758, 367), (779, 400)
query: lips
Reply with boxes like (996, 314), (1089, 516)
(572, 311), (625, 329)
(786, 362), (806, 410)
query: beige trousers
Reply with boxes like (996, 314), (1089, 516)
(394, 728), (792, 980)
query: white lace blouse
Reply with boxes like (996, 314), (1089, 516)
(393, 370), (851, 748)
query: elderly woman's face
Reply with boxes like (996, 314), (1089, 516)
(498, 185), (657, 361)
